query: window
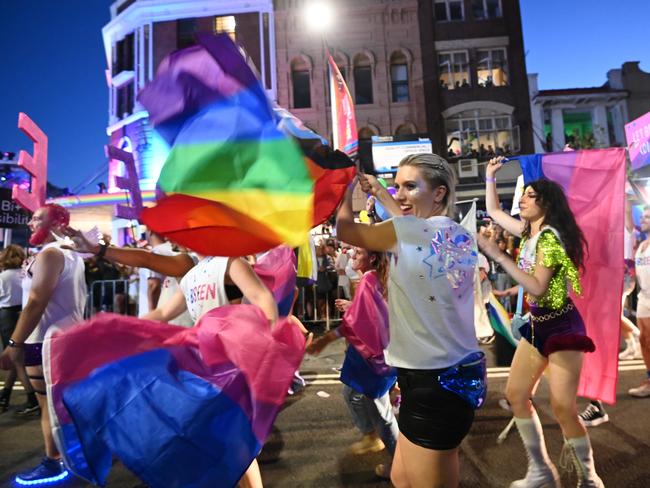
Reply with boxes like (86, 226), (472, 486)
(177, 18), (197, 50)
(477, 48), (508, 87)
(438, 51), (469, 90)
(390, 52), (409, 102)
(445, 109), (519, 158)
(117, 82), (134, 118)
(292, 71), (311, 109)
(214, 15), (236, 41)
(434, 0), (464, 21)
(354, 54), (373, 105)
(471, 0), (502, 19)
(113, 33), (134, 75)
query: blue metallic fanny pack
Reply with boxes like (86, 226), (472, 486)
(437, 351), (487, 409)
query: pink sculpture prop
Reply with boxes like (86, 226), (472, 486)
(106, 145), (143, 220)
(12, 113), (48, 213)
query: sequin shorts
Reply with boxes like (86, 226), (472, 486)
(518, 300), (595, 357)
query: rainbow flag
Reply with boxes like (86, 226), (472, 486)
(44, 309), (305, 487)
(486, 293), (518, 348)
(517, 148), (626, 404)
(138, 33), (313, 256)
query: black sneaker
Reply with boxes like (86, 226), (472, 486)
(15, 398), (40, 417)
(0, 388), (11, 413)
(579, 402), (609, 427)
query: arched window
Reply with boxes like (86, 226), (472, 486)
(358, 126), (377, 140)
(390, 51), (409, 102)
(395, 123), (416, 136)
(353, 53), (373, 105)
(291, 57), (311, 109)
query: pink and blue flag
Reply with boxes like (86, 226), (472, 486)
(252, 246), (297, 316)
(44, 308), (305, 488)
(336, 271), (396, 398)
(517, 148), (626, 404)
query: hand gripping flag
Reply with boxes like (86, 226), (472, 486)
(336, 271), (396, 398)
(517, 148), (626, 404)
(44, 308), (305, 488)
(138, 33), (313, 256)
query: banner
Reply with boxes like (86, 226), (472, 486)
(328, 54), (358, 157)
(625, 110), (650, 170)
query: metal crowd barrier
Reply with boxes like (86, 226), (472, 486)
(295, 284), (343, 331)
(85, 279), (132, 318)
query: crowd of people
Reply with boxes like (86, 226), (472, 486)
(0, 151), (648, 487)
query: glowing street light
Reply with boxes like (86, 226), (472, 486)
(303, 0), (333, 34)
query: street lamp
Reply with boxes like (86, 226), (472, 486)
(303, 0), (333, 34)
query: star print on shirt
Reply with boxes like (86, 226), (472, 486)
(422, 225), (477, 289)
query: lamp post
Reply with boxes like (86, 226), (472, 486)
(303, 1), (334, 138)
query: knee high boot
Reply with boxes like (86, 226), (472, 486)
(510, 414), (561, 488)
(562, 436), (604, 488)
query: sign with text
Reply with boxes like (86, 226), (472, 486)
(371, 137), (432, 173)
(626, 111), (650, 170)
(0, 188), (31, 229)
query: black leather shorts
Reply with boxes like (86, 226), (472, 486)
(397, 367), (475, 450)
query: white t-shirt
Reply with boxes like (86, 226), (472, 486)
(335, 251), (350, 287)
(635, 242), (650, 300)
(138, 242), (175, 317)
(477, 252), (491, 304)
(385, 216), (480, 369)
(0, 268), (23, 308)
(179, 256), (229, 323)
(23, 242), (87, 344)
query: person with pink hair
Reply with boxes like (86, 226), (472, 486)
(0, 204), (87, 484)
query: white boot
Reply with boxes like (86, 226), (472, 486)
(510, 414), (562, 488)
(562, 436), (604, 488)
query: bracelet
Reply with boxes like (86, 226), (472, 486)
(8, 339), (23, 348)
(97, 243), (108, 259)
(485, 176), (496, 183)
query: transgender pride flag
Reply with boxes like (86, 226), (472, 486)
(44, 308), (305, 488)
(518, 148), (626, 404)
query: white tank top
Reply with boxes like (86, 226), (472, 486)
(23, 242), (87, 344)
(180, 256), (229, 323)
(635, 241), (650, 300)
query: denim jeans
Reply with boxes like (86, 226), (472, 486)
(342, 384), (398, 455)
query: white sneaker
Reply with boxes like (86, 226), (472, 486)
(629, 379), (650, 398)
(619, 342), (636, 360)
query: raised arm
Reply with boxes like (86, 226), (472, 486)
(336, 184), (397, 252)
(227, 257), (278, 325)
(485, 157), (525, 237)
(64, 227), (195, 277)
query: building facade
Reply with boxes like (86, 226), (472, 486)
(274, 0), (427, 144)
(102, 0), (277, 193)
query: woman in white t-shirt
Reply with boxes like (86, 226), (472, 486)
(0, 244), (33, 412)
(337, 153), (481, 488)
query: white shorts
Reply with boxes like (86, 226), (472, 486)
(636, 296), (650, 319)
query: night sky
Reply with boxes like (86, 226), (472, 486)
(1, 0), (649, 192)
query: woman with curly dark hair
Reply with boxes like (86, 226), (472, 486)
(479, 156), (603, 488)
(0, 244), (37, 414)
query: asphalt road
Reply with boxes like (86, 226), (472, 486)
(1, 340), (649, 488)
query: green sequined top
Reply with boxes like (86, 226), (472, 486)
(518, 229), (582, 310)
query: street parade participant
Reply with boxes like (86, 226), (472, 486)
(143, 254), (277, 488)
(479, 156), (603, 488)
(307, 247), (398, 479)
(0, 204), (86, 484)
(0, 244), (37, 414)
(338, 153), (485, 488)
(628, 205), (650, 398)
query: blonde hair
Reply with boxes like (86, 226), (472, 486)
(398, 153), (456, 218)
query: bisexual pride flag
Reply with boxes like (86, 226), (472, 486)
(517, 148), (626, 404)
(44, 308), (305, 488)
(252, 246), (297, 316)
(138, 33), (313, 256)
